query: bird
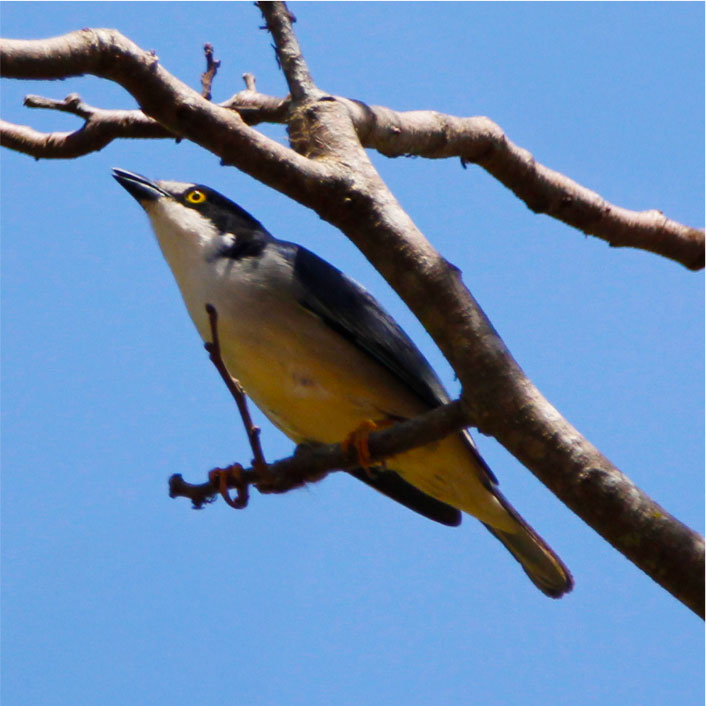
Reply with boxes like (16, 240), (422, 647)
(112, 168), (573, 598)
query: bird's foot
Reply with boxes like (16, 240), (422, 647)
(341, 419), (394, 475)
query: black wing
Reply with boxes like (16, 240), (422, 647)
(279, 241), (498, 490)
(349, 468), (461, 526)
(289, 243), (450, 409)
(288, 242), (499, 488)
(282, 242), (462, 525)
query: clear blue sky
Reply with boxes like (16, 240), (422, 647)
(2, 3), (703, 705)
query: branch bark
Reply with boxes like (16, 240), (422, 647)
(1, 91), (701, 270)
(0, 6), (702, 616)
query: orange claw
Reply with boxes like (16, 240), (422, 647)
(342, 419), (394, 473)
(209, 463), (248, 509)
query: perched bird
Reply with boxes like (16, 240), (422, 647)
(113, 168), (573, 598)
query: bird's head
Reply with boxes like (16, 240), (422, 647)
(112, 168), (271, 266)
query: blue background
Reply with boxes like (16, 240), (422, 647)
(2, 3), (703, 705)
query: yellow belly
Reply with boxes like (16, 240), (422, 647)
(218, 310), (419, 444)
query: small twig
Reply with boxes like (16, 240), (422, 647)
(220, 83), (290, 125)
(24, 92), (92, 117)
(169, 400), (469, 508)
(200, 43), (221, 101)
(170, 456), (329, 509)
(2, 92), (172, 159)
(169, 472), (219, 509)
(195, 302), (266, 510)
(242, 72), (257, 91)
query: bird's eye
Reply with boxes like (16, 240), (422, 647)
(186, 189), (207, 204)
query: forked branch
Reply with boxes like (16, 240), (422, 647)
(0, 31), (702, 268)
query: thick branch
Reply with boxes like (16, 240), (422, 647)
(342, 101), (704, 271)
(321, 154), (705, 615)
(257, 8), (706, 615)
(258, 1), (319, 103)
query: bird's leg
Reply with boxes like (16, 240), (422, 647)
(342, 419), (395, 475)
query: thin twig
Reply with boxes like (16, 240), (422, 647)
(200, 43), (220, 101)
(204, 304), (267, 474)
(25, 92), (92, 117)
(168, 399), (470, 508)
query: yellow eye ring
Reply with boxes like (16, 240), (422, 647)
(186, 189), (207, 204)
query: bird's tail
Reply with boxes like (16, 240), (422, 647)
(482, 488), (574, 599)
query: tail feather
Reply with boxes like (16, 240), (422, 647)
(483, 489), (573, 599)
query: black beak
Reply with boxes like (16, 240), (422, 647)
(112, 168), (169, 202)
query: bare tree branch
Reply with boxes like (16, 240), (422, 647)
(0, 78), (290, 160)
(2, 86), (701, 269)
(0, 93), (171, 158)
(220, 75), (290, 124)
(0, 28), (330, 190)
(267, 1), (706, 617)
(0, 9), (702, 616)
(258, 3), (318, 102)
(339, 100), (705, 271)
